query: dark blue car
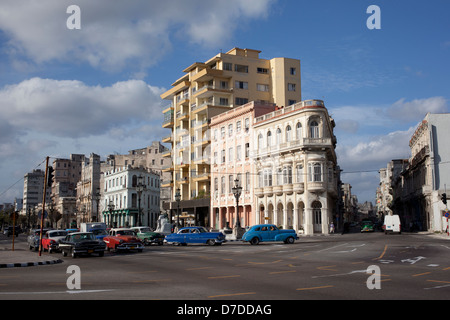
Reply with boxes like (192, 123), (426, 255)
(164, 226), (226, 246)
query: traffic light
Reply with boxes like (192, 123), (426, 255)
(47, 167), (54, 187)
(441, 193), (447, 205)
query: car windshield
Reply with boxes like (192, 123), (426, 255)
(50, 231), (68, 237)
(92, 229), (108, 235)
(117, 230), (135, 236)
(138, 228), (152, 232)
(71, 233), (95, 242)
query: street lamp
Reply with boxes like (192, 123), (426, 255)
(175, 188), (181, 231)
(232, 178), (243, 237)
(108, 202), (115, 228)
(136, 174), (147, 226)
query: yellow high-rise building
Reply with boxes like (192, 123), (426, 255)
(160, 47), (301, 227)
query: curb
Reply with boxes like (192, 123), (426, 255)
(0, 259), (63, 269)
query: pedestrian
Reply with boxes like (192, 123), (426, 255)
(330, 222), (335, 234)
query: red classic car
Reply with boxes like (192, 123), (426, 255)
(103, 228), (144, 252)
(41, 229), (69, 253)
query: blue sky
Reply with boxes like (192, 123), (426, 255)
(0, 0), (449, 205)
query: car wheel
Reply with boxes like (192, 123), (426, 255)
(207, 239), (216, 246)
(250, 237), (260, 245)
(71, 250), (77, 258)
(62, 249), (68, 257)
(285, 237), (295, 244)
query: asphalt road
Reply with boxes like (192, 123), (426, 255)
(0, 232), (449, 303)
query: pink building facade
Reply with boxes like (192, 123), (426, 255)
(210, 102), (276, 230)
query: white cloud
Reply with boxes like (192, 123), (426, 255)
(0, 77), (165, 139)
(387, 97), (448, 122)
(0, 0), (275, 72)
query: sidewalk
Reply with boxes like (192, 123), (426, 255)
(0, 248), (63, 268)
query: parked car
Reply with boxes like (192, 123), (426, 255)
(3, 226), (21, 237)
(130, 226), (164, 245)
(383, 214), (401, 234)
(41, 230), (68, 253)
(27, 228), (50, 251)
(242, 224), (298, 245)
(360, 220), (374, 233)
(59, 232), (106, 258)
(164, 226), (226, 246)
(103, 228), (144, 252)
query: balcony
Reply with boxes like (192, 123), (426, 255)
(263, 186), (273, 197)
(273, 185), (283, 196)
(255, 187), (264, 198)
(162, 134), (172, 143)
(193, 85), (232, 99)
(293, 182), (304, 194)
(308, 181), (326, 193)
(282, 184), (293, 195)
(191, 68), (227, 82)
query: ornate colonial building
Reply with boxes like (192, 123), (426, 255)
(252, 99), (339, 235)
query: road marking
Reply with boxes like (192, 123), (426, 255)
(296, 285), (334, 291)
(186, 267), (212, 271)
(413, 272), (431, 277)
(208, 275), (240, 279)
(373, 245), (388, 260)
(133, 279), (171, 283)
(208, 292), (256, 298)
(269, 270), (296, 275)
(248, 259), (283, 265)
(317, 265), (338, 271)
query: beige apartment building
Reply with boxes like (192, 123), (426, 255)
(252, 100), (339, 235)
(160, 47), (301, 227)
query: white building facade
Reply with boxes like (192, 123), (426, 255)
(102, 166), (161, 228)
(252, 100), (339, 235)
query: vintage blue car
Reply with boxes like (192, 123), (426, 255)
(242, 224), (299, 245)
(164, 226), (226, 246)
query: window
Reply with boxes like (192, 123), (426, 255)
(236, 145), (242, 161)
(213, 152), (218, 165)
(214, 129), (218, 141)
(228, 148), (233, 162)
(229, 175), (234, 193)
(310, 121), (319, 138)
(308, 163), (322, 182)
(214, 178), (218, 192)
(235, 81), (248, 89)
(221, 150), (225, 163)
(289, 100), (297, 106)
(245, 118), (249, 132)
(245, 143), (250, 158)
(267, 131), (272, 146)
(221, 127), (225, 138)
(296, 164), (304, 183)
(223, 62), (232, 71)
(257, 67), (269, 74)
(236, 121), (241, 132)
(228, 123), (233, 136)
(286, 125), (292, 142)
(219, 81), (229, 89)
(258, 171), (263, 188)
(283, 166), (292, 184)
(219, 97), (229, 106)
(264, 169), (272, 187)
(235, 97), (249, 106)
(235, 64), (249, 73)
(290, 67), (296, 75)
(257, 84), (269, 92)
(221, 176), (225, 194)
(288, 83), (296, 91)
(258, 134), (264, 149)
(276, 128), (282, 144)
(296, 122), (302, 139)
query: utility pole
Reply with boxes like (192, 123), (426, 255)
(38, 157), (49, 257)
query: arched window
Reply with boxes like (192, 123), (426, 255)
(267, 131), (272, 147)
(286, 125), (292, 142)
(276, 128), (282, 144)
(296, 122), (302, 139)
(258, 133), (264, 149)
(310, 120), (319, 138)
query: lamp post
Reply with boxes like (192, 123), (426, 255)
(136, 174), (147, 226)
(108, 202), (115, 228)
(232, 178), (243, 238)
(175, 188), (181, 232)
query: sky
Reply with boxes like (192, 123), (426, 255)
(0, 0), (449, 205)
